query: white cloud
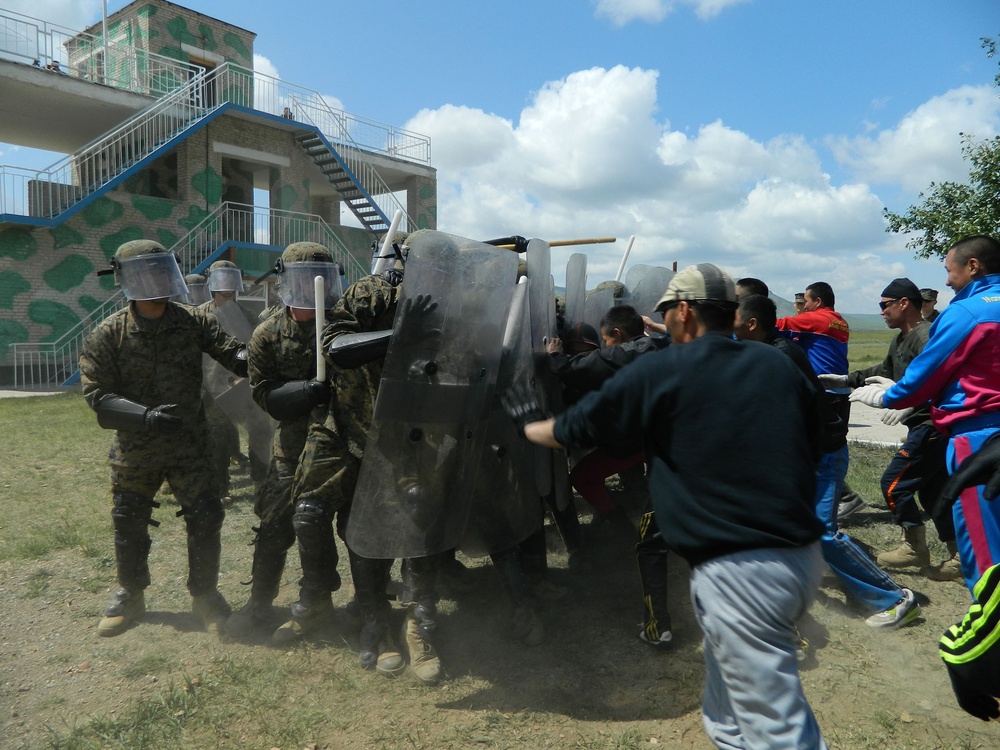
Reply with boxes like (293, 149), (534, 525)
(406, 65), (953, 313)
(252, 54), (280, 80)
(253, 54), (344, 114)
(593, 0), (750, 26)
(829, 85), (1000, 193)
(2, 1), (101, 33)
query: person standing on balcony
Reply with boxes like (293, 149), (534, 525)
(79, 240), (248, 638)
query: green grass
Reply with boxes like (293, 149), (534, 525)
(2, 391), (989, 750)
(0, 393), (109, 563)
(847, 329), (896, 372)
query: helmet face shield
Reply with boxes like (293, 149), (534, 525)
(185, 282), (211, 305)
(208, 266), (244, 294)
(117, 253), (188, 301)
(278, 262), (343, 310)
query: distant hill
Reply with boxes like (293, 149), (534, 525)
(561, 286), (888, 332)
(770, 294), (886, 332)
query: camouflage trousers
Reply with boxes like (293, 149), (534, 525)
(108, 441), (224, 597)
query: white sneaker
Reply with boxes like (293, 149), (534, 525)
(865, 588), (921, 630)
(638, 627), (673, 649)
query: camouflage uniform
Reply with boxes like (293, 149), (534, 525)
(80, 301), (247, 623)
(226, 305), (323, 631)
(280, 275), (425, 677)
(283, 276), (397, 630)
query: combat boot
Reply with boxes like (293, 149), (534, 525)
(402, 604), (441, 684)
(192, 589), (232, 637)
(271, 591), (334, 646)
(512, 605), (545, 646)
(925, 540), (963, 582)
(98, 588), (145, 637)
(359, 617), (405, 677)
(227, 523), (292, 637)
(226, 596), (277, 637)
(877, 525), (930, 568)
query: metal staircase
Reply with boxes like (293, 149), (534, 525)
(296, 132), (391, 234)
(2, 61), (424, 235)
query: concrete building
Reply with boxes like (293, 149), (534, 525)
(0, 0), (436, 386)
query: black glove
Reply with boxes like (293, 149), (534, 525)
(305, 379), (331, 405)
(941, 434), (1000, 505)
(231, 348), (249, 378)
(380, 268), (404, 287)
(395, 294), (440, 343)
(947, 668), (1000, 721)
(501, 381), (547, 435)
(264, 379), (330, 421)
(144, 404), (184, 435)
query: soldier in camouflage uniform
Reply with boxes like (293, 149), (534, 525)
(225, 243), (340, 637)
(198, 259), (262, 495)
(281, 271), (445, 680)
(79, 240), (248, 638)
(178, 273), (210, 306)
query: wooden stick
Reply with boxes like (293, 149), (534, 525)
(495, 237), (616, 250)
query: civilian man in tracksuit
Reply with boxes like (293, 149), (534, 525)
(851, 235), (1000, 595)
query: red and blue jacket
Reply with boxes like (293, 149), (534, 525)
(884, 274), (1000, 435)
(775, 307), (850, 381)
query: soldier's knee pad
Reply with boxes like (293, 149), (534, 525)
(293, 499), (333, 545)
(111, 492), (159, 533)
(183, 495), (225, 538)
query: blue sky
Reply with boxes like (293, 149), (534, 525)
(4, 0), (1000, 311)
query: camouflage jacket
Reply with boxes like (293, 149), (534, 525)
(315, 275), (399, 458)
(249, 306), (323, 461)
(79, 301), (247, 457)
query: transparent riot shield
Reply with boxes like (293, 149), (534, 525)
(526, 239), (555, 498)
(459, 281), (542, 557)
(525, 239), (574, 511)
(564, 253), (587, 329)
(346, 230), (518, 559)
(583, 286), (616, 345)
(624, 264), (675, 319)
(204, 299), (274, 472)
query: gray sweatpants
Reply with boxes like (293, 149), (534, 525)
(690, 542), (827, 750)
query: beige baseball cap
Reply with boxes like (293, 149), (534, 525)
(654, 263), (737, 312)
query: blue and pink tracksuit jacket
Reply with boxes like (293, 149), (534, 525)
(884, 273), (1000, 593)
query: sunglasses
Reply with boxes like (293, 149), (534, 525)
(878, 298), (901, 311)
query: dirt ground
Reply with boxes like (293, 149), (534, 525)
(1, 467), (998, 749)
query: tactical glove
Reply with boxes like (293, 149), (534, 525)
(395, 294), (440, 343)
(144, 404), (184, 435)
(941, 434), (1000, 504)
(264, 379), (330, 421)
(96, 394), (183, 434)
(501, 381), (547, 436)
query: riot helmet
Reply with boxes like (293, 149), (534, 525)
(177, 273), (210, 305)
(113, 240), (188, 301)
(207, 259), (245, 294)
(275, 242), (343, 310)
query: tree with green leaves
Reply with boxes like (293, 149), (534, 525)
(884, 37), (1000, 259)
